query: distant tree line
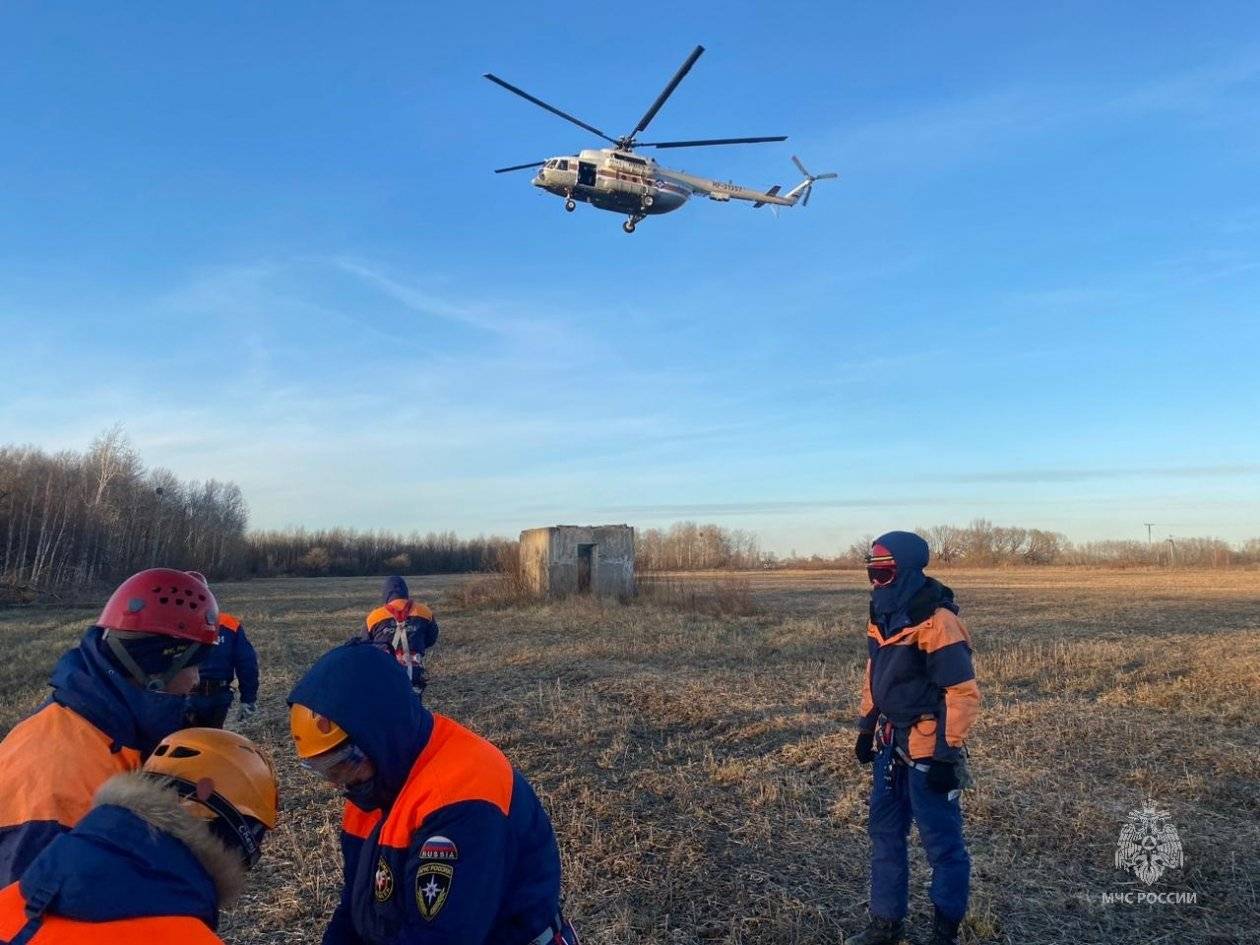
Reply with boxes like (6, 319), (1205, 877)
(5, 431), (1257, 597)
(1, 428), (249, 594)
(635, 522), (762, 571)
(245, 529), (514, 577)
(829, 520), (1260, 569)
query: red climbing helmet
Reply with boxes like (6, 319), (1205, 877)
(97, 568), (220, 645)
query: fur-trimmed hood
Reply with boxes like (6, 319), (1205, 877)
(96, 773), (245, 904)
(16, 773), (238, 929)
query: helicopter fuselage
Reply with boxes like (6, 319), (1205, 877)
(532, 149), (689, 216)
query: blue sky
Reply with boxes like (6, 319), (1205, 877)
(3, 2), (1259, 554)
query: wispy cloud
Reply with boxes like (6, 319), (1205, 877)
(828, 48), (1260, 174)
(596, 497), (949, 517)
(936, 464), (1260, 484)
(329, 257), (572, 348)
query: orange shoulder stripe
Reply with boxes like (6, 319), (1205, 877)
(916, 610), (971, 654)
(366, 602), (434, 628)
(869, 621), (921, 648)
(218, 612), (241, 632)
(343, 802), (383, 840)
(0, 882), (26, 940)
(379, 714), (513, 848)
(0, 705), (141, 830)
(0, 884), (221, 943)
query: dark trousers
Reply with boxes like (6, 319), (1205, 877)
(187, 689), (234, 728)
(868, 744), (970, 922)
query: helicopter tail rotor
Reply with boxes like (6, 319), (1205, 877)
(785, 155), (838, 206)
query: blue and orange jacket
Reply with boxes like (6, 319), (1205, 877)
(0, 628), (193, 885)
(358, 600), (438, 691)
(196, 612), (260, 703)
(858, 580), (981, 760)
(0, 780), (223, 944)
(290, 644), (562, 945)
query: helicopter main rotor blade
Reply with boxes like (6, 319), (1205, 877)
(639, 135), (788, 149)
(493, 161), (546, 174)
(484, 74), (619, 145)
(630, 45), (705, 138)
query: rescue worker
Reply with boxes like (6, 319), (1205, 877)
(0, 568), (220, 885)
(0, 727), (279, 944)
(355, 575), (439, 693)
(848, 531), (980, 945)
(288, 642), (578, 945)
(185, 572), (261, 727)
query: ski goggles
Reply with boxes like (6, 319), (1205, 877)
(864, 546), (897, 587)
(299, 740), (371, 786)
(866, 566), (897, 587)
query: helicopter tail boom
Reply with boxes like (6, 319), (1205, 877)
(752, 185), (782, 209)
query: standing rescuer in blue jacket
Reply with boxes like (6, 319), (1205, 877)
(847, 531), (981, 945)
(355, 576), (439, 694)
(288, 643), (578, 945)
(0, 568), (221, 887)
(185, 571), (261, 727)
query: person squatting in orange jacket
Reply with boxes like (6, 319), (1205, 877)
(0, 727), (278, 945)
(847, 531), (981, 945)
(0, 568), (221, 886)
(355, 576), (439, 694)
(289, 642), (578, 945)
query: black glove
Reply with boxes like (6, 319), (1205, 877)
(926, 759), (961, 794)
(854, 730), (877, 765)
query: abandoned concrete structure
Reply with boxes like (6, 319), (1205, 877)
(519, 525), (635, 598)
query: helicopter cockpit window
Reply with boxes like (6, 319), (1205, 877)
(558, 160), (568, 170)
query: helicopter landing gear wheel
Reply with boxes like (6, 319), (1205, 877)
(623, 220), (636, 234)
(564, 198), (576, 212)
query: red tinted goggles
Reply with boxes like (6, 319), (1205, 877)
(865, 546), (897, 587)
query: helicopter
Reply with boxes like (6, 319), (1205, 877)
(485, 45), (836, 233)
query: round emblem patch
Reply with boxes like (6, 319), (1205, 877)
(374, 856), (395, 902)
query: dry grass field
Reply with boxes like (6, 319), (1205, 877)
(2, 568), (1258, 944)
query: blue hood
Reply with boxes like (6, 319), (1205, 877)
(870, 530), (930, 636)
(49, 627), (191, 756)
(288, 642), (432, 808)
(381, 575), (409, 603)
(18, 804), (218, 927)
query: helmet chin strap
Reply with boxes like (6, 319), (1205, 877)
(158, 775), (263, 868)
(104, 631), (201, 691)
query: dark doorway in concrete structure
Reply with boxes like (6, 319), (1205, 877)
(577, 544), (595, 593)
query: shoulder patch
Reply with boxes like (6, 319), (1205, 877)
(416, 862), (453, 920)
(419, 835), (459, 861)
(374, 856), (395, 902)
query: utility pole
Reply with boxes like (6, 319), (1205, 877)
(1144, 523), (1155, 544)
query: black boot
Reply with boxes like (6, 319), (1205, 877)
(925, 907), (961, 945)
(845, 914), (905, 945)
